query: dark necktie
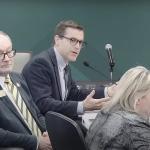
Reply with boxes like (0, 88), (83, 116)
(4, 75), (41, 137)
(64, 65), (69, 100)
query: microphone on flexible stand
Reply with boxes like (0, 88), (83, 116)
(105, 44), (115, 83)
(83, 61), (108, 80)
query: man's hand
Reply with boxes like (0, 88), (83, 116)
(83, 90), (110, 111)
(38, 132), (52, 150)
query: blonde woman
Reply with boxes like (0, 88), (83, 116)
(86, 66), (150, 150)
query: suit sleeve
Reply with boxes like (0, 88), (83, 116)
(67, 68), (105, 101)
(0, 128), (37, 150)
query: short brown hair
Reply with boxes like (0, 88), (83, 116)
(54, 20), (84, 37)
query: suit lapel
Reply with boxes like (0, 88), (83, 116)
(49, 48), (62, 100)
(2, 92), (31, 133)
(0, 82), (24, 123)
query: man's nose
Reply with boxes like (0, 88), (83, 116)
(75, 41), (81, 49)
(3, 54), (10, 61)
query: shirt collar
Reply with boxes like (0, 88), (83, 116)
(54, 47), (68, 71)
(0, 74), (8, 87)
(0, 76), (5, 85)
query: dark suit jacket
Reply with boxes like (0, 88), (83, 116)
(0, 72), (46, 150)
(22, 48), (105, 118)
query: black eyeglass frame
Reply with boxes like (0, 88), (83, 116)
(0, 49), (16, 60)
(59, 35), (87, 48)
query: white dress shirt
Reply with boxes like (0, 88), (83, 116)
(54, 47), (84, 114)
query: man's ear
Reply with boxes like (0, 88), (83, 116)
(54, 35), (60, 45)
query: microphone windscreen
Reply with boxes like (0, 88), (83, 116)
(105, 44), (112, 50)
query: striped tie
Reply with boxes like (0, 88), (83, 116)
(5, 75), (41, 137)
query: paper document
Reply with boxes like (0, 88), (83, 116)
(82, 110), (99, 129)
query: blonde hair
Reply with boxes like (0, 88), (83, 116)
(104, 66), (150, 113)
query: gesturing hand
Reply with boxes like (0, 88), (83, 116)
(83, 90), (110, 111)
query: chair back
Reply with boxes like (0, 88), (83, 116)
(14, 52), (32, 73)
(46, 111), (88, 150)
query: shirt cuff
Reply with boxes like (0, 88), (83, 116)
(104, 87), (109, 97)
(77, 101), (84, 115)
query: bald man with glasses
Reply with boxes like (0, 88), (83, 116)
(0, 31), (52, 150)
(22, 20), (115, 125)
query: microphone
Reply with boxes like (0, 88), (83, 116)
(105, 44), (115, 68)
(83, 61), (108, 79)
(105, 44), (115, 83)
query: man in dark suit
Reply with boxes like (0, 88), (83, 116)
(22, 20), (115, 119)
(0, 31), (52, 149)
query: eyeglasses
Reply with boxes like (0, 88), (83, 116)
(0, 49), (16, 60)
(60, 35), (87, 48)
